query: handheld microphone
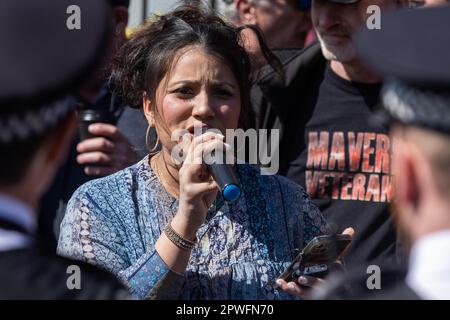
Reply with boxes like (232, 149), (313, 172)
(208, 158), (241, 203)
(193, 126), (241, 202)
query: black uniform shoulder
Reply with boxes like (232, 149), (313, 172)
(313, 262), (420, 300)
(0, 247), (129, 300)
(255, 42), (326, 88)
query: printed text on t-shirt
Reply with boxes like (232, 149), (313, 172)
(306, 131), (393, 202)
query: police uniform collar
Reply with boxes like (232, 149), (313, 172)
(0, 193), (36, 236)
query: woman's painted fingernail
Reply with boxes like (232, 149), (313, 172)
(298, 276), (308, 285)
(276, 279), (282, 287)
(288, 282), (296, 289)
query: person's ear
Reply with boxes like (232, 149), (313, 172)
(143, 92), (155, 127)
(395, 143), (420, 220)
(237, 0), (257, 25)
(403, 153), (420, 211)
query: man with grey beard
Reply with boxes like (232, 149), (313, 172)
(223, 0), (313, 67)
(224, 0), (312, 49)
(252, 0), (406, 271)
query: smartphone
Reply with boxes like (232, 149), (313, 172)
(278, 234), (352, 283)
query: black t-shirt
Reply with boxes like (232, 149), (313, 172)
(285, 65), (398, 267)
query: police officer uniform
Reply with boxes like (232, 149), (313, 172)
(0, 0), (129, 299)
(315, 5), (450, 300)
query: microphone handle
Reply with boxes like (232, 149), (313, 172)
(208, 163), (241, 202)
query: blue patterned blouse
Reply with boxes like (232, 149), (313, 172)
(57, 156), (329, 300)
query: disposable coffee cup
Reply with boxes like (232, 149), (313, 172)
(79, 109), (116, 141)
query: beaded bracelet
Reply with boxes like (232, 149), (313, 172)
(164, 221), (197, 251)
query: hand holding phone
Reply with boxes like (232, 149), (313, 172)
(278, 233), (352, 283)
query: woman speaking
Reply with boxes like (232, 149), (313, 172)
(57, 5), (330, 299)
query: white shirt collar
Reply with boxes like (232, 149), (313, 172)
(0, 229), (34, 251)
(406, 230), (450, 300)
(0, 193), (36, 234)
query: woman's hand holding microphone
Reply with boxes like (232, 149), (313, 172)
(171, 131), (225, 240)
(155, 131), (226, 274)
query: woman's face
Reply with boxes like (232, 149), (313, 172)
(144, 47), (241, 157)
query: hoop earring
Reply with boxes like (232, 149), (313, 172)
(146, 125), (159, 153)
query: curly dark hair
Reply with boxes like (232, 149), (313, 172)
(111, 4), (280, 131)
